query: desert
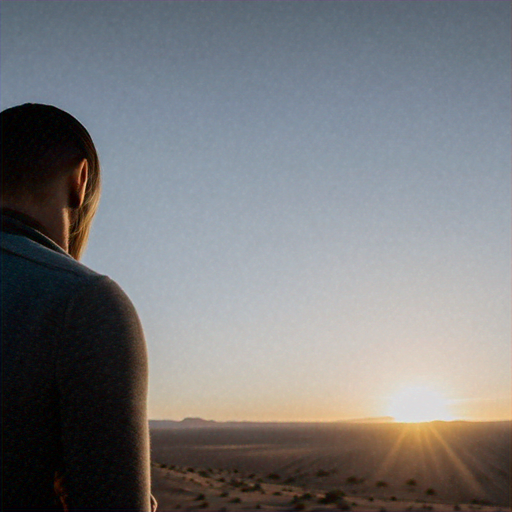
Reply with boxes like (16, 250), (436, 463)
(150, 420), (511, 511)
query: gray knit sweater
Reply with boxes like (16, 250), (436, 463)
(1, 211), (151, 511)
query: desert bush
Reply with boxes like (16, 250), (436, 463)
(453, 505), (461, 511)
(219, 491), (229, 498)
(367, 497), (374, 502)
(390, 496), (397, 501)
(198, 470), (209, 478)
(267, 472), (281, 480)
(293, 503), (306, 511)
(229, 478), (242, 488)
(316, 469), (330, 477)
(285, 476), (296, 484)
(376, 480), (388, 488)
(337, 499), (352, 510)
(229, 497), (241, 503)
(406, 478), (417, 487)
(299, 493), (313, 501)
(199, 501), (208, 509)
(195, 493), (205, 501)
(273, 491), (282, 496)
(471, 498), (491, 506)
(319, 490), (346, 504)
(425, 488), (436, 496)
(346, 476), (359, 484)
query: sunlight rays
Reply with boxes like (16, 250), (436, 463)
(373, 425), (410, 481)
(427, 423), (488, 500)
(371, 422), (491, 503)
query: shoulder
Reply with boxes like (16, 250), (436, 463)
(2, 230), (141, 335)
(1, 230), (101, 283)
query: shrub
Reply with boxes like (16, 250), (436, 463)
(346, 476), (360, 485)
(199, 502), (208, 509)
(316, 469), (330, 477)
(230, 478), (242, 488)
(229, 497), (241, 503)
(390, 496), (397, 501)
(406, 479), (417, 487)
(376, 480), (388, 488)
(425, 488), (436, 496)
(319, 490), (346, 504)
(294, 503), (306, 511)
(195, 494), (205, 501)
(219, 491), (229, 498)
(337, 499), (352, 510)
(267, 472), (280, 480)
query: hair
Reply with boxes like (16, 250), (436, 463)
(1, 103), (101, 260)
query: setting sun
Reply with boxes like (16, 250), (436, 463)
(388, 385), (454, 423)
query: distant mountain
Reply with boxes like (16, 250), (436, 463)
(150, 418), (216, 429)
(150, 416), (395, 429)
(344, 416), (395, 423)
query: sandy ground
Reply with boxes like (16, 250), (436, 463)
(150, 421), (511, 512)
(150, 463), (509, 512)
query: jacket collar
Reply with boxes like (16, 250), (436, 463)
(0, 208), (70, 257)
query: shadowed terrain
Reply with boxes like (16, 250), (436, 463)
(151, 421), (511, 510)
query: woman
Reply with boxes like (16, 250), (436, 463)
(1, 103), (155, 511)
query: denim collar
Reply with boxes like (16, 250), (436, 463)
(0, 208), (70, 257)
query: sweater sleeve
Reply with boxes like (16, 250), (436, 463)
(56, 276), (151, 511)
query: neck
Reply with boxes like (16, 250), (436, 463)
(0, 199), (70, 253)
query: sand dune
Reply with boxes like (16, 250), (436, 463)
(150, 421), (511, 511)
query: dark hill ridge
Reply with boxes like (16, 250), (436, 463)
(149, 417), (395, 429)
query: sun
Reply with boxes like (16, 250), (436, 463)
(388, 385), (454, 423)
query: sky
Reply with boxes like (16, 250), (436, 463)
(1, 0), (510, 422)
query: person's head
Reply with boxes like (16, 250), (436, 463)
(1, 103), (101, 259)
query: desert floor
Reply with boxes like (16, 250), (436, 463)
(150, 421), (511, 512)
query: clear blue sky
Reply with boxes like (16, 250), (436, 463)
(1, 1), (510, 421)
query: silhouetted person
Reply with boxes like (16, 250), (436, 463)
(1, 103), (155, 511)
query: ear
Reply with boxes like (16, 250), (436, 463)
(68, 159), (88, 209)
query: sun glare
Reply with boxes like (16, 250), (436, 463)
(388, 385), (454, 423)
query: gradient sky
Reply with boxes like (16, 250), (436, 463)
(1, 1), (510, 422)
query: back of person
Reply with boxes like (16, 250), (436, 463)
(1, 104), (153, 511)
(2, 212), (99, 509)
